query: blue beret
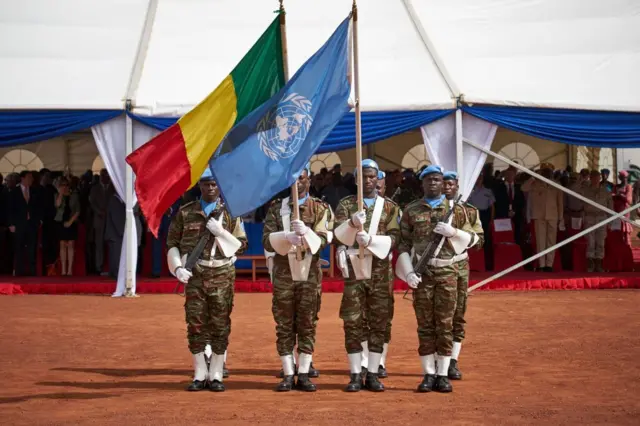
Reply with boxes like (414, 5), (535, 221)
(419, 164), (443, 180)
(600, 168), (610, 174)
(443, 171), (458, 181)
(378, 170), (386, 180)
(354, 159), (380, 176)
(200, 167), (214, 181)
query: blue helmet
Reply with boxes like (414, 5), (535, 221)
(443, 171), (458, 181)
(418, 164), (443, 180)
(200, 167), (214, 182)
(354, 158), (380, 176)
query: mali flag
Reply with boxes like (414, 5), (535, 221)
(126, 16), (285, 236)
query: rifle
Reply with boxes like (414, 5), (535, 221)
(174, 233), (211, 295)
(390, 187), (401, 202)
(403, 194), (462, 299)
(174, 202), (225, 294)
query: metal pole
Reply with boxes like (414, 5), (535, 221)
(455, 108), (463, 185)
(124, 102), (136, 297)
(400, 0), (459, 98)
(464, 137), (640, 230)
(353, 0), (364, 258)
(468, 201), (640, 292)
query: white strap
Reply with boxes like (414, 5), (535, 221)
(367, 196), (385, 236)
(432, 199), (454, 259)
(212, 212), (225, 257)
(281, 197), (291, 232)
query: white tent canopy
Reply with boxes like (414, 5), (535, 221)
(2, 0), (639, 113)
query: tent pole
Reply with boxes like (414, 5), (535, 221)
(464, 138), (640, 230)
(125, 0), (159, 102)
(468, 201), (640, 292)
(124, 101), (136, 297)
(400, 0), (459, 98)
(455, 108), (463, 184)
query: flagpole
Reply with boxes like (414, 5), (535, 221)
(352, 0), (364, 259)
(279, 0), (302, 260)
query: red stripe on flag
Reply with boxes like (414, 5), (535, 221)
(126, 124), (192, 236)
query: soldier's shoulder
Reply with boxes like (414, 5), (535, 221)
(383, 196), (399, 207)
(338, 195), (357, 206)
(309, 196), (331, 210)
(177, 200), (198, 213)
(404, 199), (425, 213)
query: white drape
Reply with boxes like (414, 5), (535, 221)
(91, 115), (159, 296)
(421, 111), (497, 200)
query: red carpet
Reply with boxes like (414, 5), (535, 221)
(1, 271), (639, 295)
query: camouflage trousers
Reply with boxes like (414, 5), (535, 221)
(184, 264), (235, 355)
(453, 259), (470, 343)
(585, 216), (607, 259)
(362, 263), (394, 343)
(340, 263), (392, 354)
(272, 262), (321, 356)
(412, 261), (461, 356)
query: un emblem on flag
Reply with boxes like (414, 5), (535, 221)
(258, 93), (313, 161)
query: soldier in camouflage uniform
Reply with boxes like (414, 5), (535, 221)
(167, 168), (247, 392)
(443, 171), (483, 380)
(396, 165), (483, 393)
(262, 166), (333, 392)
(334, 159), (401, 392)
(582, 169), (613, 272)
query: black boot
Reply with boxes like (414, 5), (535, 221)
(209, 380), (225, 392)
(378, 365), (388, 379)
(448, 359), (462, 380)
(417, 374), (436, 393)
(359, 366), (368, 381)
(296, 373), (317, 392)
(308, 362), (319, 378)
(186, 380), (207, 391)
(364, 372), (384, 392)
(277, 375), (295, 392)
(223, 363), (229, 378)
(345, 373), (363, 392)
(435, 375), (453, 393)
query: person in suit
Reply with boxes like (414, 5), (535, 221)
(39, 169), (58, 275)
(89, 169), (113, 275)
(8, 170), (41, 276)
(521, 166), (564, 271)
(468, 173), (496, 270)
(494, 166), (526, 246)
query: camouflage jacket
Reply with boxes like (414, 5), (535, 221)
(581, 185), (613, 217)
(262, 196), (333, 265)
(334, 195), (401, 252)
(167, 200), (248, 260)
(399, 198), (484, 260)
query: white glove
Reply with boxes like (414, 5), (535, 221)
(285, 231), (303, 246)
(407, 272), (422, 289)
(206, 218), (224, 237)
(558, 220), (566, 231)
(351, 211), (366, 228)
(230, 256), (237, 264)
(292, 219), (309, 236)
(175, 267), (192, 284)
(356, 231), (371, 247)
(434, 222), (456, 238)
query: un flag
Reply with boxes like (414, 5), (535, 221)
(210, 15), (352, 218)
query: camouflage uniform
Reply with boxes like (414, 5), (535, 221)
(452, 203), (482, 345)
(581, 184), (613, 262)
(262, 196), (332, 357)
(335, 195), (401, 355)
(399, 199), (484, 357)
(167, 201), (247, 355)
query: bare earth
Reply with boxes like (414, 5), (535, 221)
(1, 291), (639, 425)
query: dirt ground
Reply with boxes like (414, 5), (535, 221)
(1, 291), (639, 426)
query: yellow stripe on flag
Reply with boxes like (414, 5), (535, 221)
(178, 74), (239, 185)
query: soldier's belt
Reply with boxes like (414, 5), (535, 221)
(197, 258), (232, 269)
(426, 252), (468, 268)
